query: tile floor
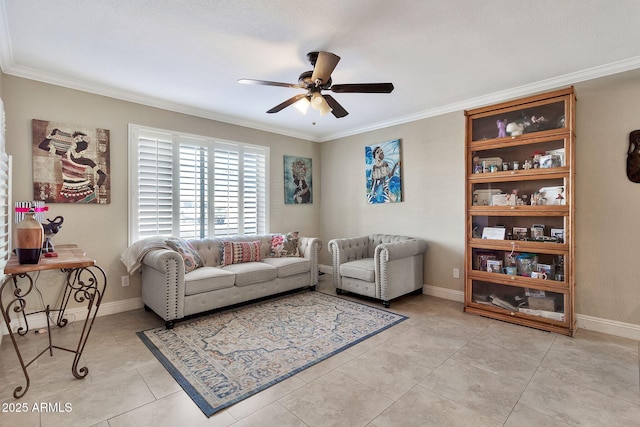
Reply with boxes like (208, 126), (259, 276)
(1, 277), (639, 426)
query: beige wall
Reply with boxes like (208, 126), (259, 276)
(319, 113), (466, 293)
(3, 67), (640, 328)
(573, 70), (640, 324)
(3, 75), (320, 307)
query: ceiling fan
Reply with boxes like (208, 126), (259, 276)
(238, 51), (394, 118)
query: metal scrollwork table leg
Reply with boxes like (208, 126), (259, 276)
(0, 264), (106, 398)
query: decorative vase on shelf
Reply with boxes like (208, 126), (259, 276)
(15, 209), (44, 264)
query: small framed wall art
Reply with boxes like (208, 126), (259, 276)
(284, 155), (312, 204)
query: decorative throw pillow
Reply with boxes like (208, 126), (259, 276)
(221, 240), (262, 266)
(270, 231), (300, 258)
(165, 238), (204, 273)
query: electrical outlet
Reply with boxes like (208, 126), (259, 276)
(121, 275), (130, 287)
(453, 268), (460, 279)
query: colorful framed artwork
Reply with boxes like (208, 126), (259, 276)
(284, 155), (312, 204)
(365, 138), (402, 204)
(32, 119), (110, 204)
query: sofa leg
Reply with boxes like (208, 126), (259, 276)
(143, 305), (152, 312)
(310, 285), (316, 291)
(165, 320), (175, 330)
(336, 288), (343, 295)
(383, 300), (390, 308)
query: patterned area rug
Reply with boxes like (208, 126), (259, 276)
(138, 290), (407, 416)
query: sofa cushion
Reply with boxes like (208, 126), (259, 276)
(184, 267), (235, 296)
(165, 237), (204, 273)
(221, 240), (262, 266)
(340, 258), (375, 282)
(262, 257), (310, 278)
(223, 262), (277, 286)
(270, 232), (300, 257)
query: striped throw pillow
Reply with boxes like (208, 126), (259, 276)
(221, 240), (262, 266)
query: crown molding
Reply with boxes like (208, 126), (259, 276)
(318, 55), (640, 142)
(2, 62), (319, 142)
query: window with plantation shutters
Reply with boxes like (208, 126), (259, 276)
(128, 125), (269, 244)
(0, 153), (11, 266)
(0, 98), (10, 272)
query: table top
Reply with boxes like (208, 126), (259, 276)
(4, 245), (95, 275)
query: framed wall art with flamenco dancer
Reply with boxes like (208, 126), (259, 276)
(32, 119), (110, 204)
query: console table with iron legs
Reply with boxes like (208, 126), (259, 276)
(0, 246), (106, 398)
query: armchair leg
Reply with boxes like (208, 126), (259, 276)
(165, 320), (175, 330)
(336, 288), (344, 295)
(382, 300), (391, 308)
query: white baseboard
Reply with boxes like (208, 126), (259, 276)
(1, 297), (143, 336)
(423, 284), (465, 303)
(575, 314), (640, 341)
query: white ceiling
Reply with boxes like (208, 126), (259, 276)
(2, 0), (640, 142)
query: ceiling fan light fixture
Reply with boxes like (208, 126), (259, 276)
(318, 98), (333, 116)
(310, 92), (324, 107)
(310, 92), (332, 115)
(294, 97), (310, 115)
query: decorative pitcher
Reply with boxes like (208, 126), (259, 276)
(15, 209), (44, 264)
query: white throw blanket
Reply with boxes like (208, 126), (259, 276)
(121, 236), (171, 274)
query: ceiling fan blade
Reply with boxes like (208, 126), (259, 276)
(311, 52), (340, 85)
(238, 79), (303, 89)
(323, 94), (349, 118)
(266, 94), (308, 114)
(330, 83), (394, 93)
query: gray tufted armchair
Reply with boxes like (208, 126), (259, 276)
(328, 234), (428, 308)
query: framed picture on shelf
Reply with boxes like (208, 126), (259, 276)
(481, 227), (506, 240)
(486, 259), (503, 273)
(551, 228), (564, 243)
(513, 227), (528, 240)
(474, 251), (498, 272)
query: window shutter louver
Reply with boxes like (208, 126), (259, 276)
(242, 149), (266, 235)
(213, 147), (240, 237)
(179, 144), (208, 239)
(137, 135), (173, 238)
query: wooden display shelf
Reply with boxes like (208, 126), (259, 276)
(464, 86), (576, 336)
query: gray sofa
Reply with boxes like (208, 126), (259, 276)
(328, 234), (428, 308)
(139, 234), (321, 328)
